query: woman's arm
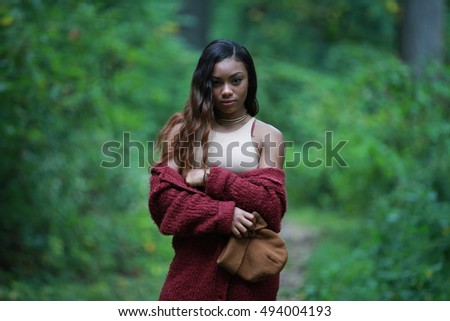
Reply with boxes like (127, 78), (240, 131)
(149, 165), (236, 237)
(204, 166), (286, 232)
(205, 122), (286, 232)
(254, 121), (285, 170)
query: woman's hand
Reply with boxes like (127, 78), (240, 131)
(231, 207), (255, 238)
(185, 169), (206, 187)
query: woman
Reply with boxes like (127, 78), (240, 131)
(149, 39), (287, 300)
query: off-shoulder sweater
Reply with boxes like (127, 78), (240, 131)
(148, 164), (287, 300)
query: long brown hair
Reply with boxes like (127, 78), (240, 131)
(155, 39), (259, 176)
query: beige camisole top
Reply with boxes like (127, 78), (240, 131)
(206, 118), (260, 173)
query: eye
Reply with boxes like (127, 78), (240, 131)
(212, 79), (222, 87)
(231, 78), (242, 85)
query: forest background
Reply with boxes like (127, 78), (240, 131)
(1, 0), (449, 300)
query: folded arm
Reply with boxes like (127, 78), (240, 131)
(149, 165), (235, 237)
(205, 166), (287, 232)
(205, 123), (287, 232)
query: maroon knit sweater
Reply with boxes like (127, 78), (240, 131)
(148, 164), (287, 301)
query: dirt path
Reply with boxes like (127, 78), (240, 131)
(278, 219), (320, 300)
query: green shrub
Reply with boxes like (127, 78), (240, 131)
(296, 45), (450, 300)
(0, 0), (187, 298)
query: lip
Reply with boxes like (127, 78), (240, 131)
(221, 100), (236, 106)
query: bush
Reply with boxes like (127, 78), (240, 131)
(0, 0), (189, 298)
(294, 44), (450, 300)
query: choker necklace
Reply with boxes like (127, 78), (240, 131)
(216, 113), (248, 126)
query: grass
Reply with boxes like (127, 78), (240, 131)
(286, 206), (377, 300)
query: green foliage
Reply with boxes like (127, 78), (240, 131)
(1, 0), (449, 301)
(0, 0), (187, 299)
(280, 47), (450, 300)
(368, 191), (450, 300)
(0, 210), (173, 300)
(211, 0), (400, 64)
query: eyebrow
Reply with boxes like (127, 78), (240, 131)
(211, 72), (245, 79)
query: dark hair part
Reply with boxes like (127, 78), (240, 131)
(155, 39), (259, 175)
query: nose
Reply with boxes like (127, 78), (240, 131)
(221, 83), (232, 97)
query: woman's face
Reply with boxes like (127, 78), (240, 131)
(211, 58), (248, 116)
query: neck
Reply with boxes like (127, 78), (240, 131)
(215, 111), (248, 126)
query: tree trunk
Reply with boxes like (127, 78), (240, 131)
(400, 0), (446, 76)
(179, 0), (211, 49)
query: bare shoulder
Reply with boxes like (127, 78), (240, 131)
(253, 119), (285, 169)
(253, 119), (284, 144)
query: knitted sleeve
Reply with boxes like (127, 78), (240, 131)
(148, 165), (235, 237)
(205, 167), (287, 232)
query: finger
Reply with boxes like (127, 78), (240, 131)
(237, 223), (250, 238)
(231, 227), (242, 238)
(185, 173), (194, 186)
(242, 211), (254, 220)
(241, 218), (254, 229)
